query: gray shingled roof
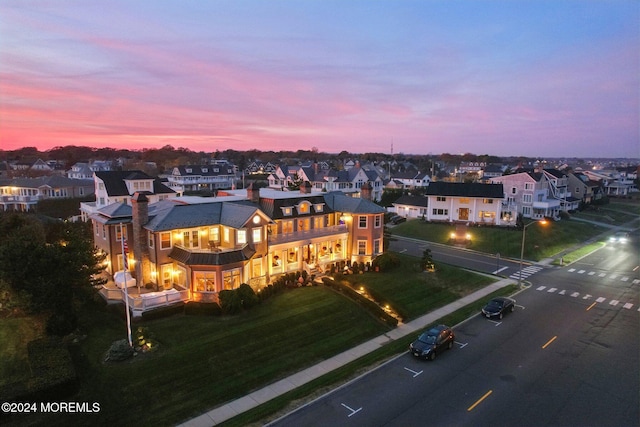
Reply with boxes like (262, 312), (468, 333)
(144, 200), (260, 232)
(95, 170), (175, 197)
(323, 191), (386, 214)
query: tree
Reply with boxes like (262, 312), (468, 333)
(0, 213), (106, 335)
(421, 248), (435, 272)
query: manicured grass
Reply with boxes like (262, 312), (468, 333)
(391, 218), (608, 260)
(339, 254), (496, 319)
(551, 242), (606, 266)
(14, 287), (390, 426)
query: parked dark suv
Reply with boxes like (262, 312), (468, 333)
(409, 324), (455, 360)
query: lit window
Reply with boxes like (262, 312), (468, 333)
(237, 229), (247, 245)
(160, 232), (171, 249)
(148, 231), (154, 248)
(209, 227), (219, 242)
(253, 228), (262, 243)
(358, 216), (367, 228)
(358, 240), (367, 255)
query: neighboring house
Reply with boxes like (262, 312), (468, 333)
(389, 171), (431, 189)
(581, 169), (636, 196)
(541, 169), (581, 212)
(91, 182), (385, 315)
(80, 170), (176, 221)
(424, 182), (512, 226)
(166, 162), (237, 194)
(269, 163), (384, 201)
(391, 195), (429, 219)
(458, 161), (486, 176)
(67, 160), (114, 179)
(490, 171), (561, 220)
(567, 172), (603, 205)
(245, 161), (277, 175)
(480, 164), (504, 182)
(0, 176), (94, 212)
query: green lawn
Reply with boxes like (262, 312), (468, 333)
(338, 254), (496, 319)
(6, 287), (390, 426)
(0, 316), (45, 386)
(391, 218), (608, 260)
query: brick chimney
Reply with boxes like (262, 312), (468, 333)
(246, 182), (260, 203)
(131, 192), (151, 286)
(361, 182), (373, 200)
(300, 181), (312, 194)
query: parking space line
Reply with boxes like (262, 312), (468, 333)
(403, 367), (423, 378)
(341, 403), (362, 417)
(586, 302), (597, 311)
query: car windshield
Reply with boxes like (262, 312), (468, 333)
(487, 299), (502, 308)
(418, 333), (437, 344)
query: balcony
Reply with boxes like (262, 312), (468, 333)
(268, 224), (348, 245)
(532, 199), (561, 209)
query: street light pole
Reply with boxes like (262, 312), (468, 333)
(518, 219), (547, 288)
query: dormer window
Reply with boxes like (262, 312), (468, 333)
(296, 201), (311, 214)
(282, 207), (293, 216)
(186, 168), (192, 173)
(214, 168), (219, 173)
(202, 168), (208, 173)
(314, 203), (324, 213)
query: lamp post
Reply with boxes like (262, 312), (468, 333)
(518, 219), (547, 288)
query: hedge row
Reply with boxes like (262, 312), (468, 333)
(322, 277), (398, 328)
(0, 337), (77, 403)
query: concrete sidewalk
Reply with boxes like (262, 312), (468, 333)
(178, 277), (516, 427)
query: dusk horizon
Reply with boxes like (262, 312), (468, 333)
(1, 1), (638, 158)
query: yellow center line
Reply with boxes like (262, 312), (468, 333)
(542, 335), (557, 349)
(467, 389), (493, 412)
(586, 302), (597, 311)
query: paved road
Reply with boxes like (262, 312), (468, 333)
(270, 238), (640, 427)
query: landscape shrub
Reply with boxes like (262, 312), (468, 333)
(104, 338), (135, 362)
(371, 252), (401, 272)
(219, 289), (242, 314)
(237, 283), (259, 309)
(25, 337), (77, 400)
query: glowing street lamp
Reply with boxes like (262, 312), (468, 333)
(518, 219), (547, 287)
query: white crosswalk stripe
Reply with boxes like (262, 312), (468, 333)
(509, 266), (544, 280)
(564, 268), (639, 283)
(534, 287), (637, 312)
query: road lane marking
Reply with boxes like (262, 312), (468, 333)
(588, 272), (595, 276)
(571, 292), (580, 297)
(609, 300), (619, 306)
(634, 266), (639, 272)
(582, 294), (592, 300)
(596, 297), (606, 303)
(610, 275), (617, 280)
(586, 302), (597, 311)
(536, 286), (546, 291)
(598, 273), (606, 277)
(542, 336), (558, 349)
(578, 270), (586, 274)
(455, 341), (468, 348)
(467, 390), (493, 412)
(547, 287), (557, 293)
(621, 277), (629, 282)
(559, 290), (566, 295)
(341, 403), (362, 417)
(492, 266), (509, 274)
(404, 367), (423, 378)
(568, 268), (576, 272)
(623, 303), (634, 309)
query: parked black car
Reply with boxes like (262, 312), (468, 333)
(482, 296), (516, 320)
(390, 215), (406, 224)
(409, 324), (455, 360)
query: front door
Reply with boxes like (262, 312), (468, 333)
(161, 264), (173, 290)
(459, 208), (469, 221)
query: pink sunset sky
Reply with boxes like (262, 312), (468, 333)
(1, 0), (638, 158)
